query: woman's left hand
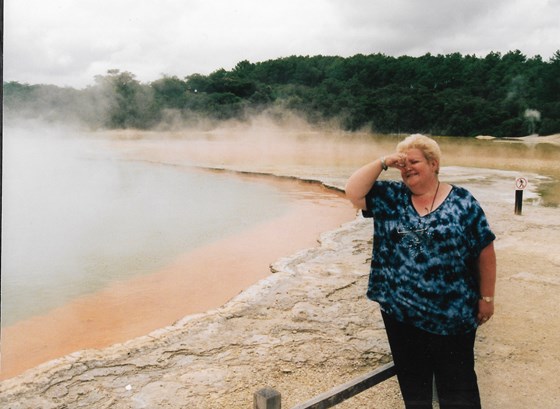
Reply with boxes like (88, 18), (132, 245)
(477, 299), (494, 325)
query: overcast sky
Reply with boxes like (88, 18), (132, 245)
(4, 0), (560, 88)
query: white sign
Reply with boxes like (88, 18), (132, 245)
(515, 177), (528, 190)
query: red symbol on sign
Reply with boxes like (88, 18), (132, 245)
(515, 177), (528, 190)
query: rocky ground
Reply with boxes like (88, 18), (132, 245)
(1, 144), (559, 408)
(0, 213), (403, 408)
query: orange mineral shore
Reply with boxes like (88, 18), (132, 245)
(0, 177), (355, 380)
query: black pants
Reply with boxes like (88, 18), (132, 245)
(381, 311), (481, 409)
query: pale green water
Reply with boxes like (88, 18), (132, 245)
(1, 128), (290, 326)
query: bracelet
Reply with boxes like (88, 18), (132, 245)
(380, 157), (388, 171)
(480, 296), (494, 303)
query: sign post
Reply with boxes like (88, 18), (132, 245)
(514, 177), (528, 215)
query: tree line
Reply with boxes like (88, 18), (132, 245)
(4, 50), (560, 137)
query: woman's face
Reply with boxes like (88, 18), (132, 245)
(399, 148), (437, 187)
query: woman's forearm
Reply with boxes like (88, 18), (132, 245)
(478, 242), (497, 297)
(345, 153), (405, 209)
(477, 241), (497, 323)
(344, 158), (385, 209)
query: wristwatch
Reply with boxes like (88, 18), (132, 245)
(481, 296), (494, 303)
(380, 157), (388, 171)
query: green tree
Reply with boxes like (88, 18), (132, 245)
(93, 70), (159, 128)
(151, 76), (189, 110)
(4, 51), (559, 136)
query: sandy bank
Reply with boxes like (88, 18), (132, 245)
(475, 133), (560, 145)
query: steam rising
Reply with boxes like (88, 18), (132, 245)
(524, 109), (541, 134)
(2, 114), (559, 327)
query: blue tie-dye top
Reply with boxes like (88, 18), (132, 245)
(363, 181), (495, 335)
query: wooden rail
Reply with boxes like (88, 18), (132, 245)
(254, 362), (396, 409)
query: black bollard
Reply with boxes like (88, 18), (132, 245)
(514, 177), (528, 215)
(514, 189), (523, 215)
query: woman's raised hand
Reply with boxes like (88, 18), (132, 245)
(385, 152), (407, 169)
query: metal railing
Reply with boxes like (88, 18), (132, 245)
(253, 362), (396, 409)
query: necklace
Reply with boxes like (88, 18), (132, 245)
(399, 181), (440, 256)
(424, 181), (441, 215)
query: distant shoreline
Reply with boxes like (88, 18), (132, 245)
(476, 133), (560, 145)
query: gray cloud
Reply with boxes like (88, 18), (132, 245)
(4, 0), (559, 88)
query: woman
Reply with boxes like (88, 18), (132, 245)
(345, 134), (496, 409)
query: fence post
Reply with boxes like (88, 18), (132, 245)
(254, 388), (281, 409)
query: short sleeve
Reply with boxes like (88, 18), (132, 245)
(470, 208), (495, 257)
(462, 190), (496, 258)
(362, 181), (405, 219)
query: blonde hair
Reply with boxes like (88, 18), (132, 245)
(396, 134), (441, 173)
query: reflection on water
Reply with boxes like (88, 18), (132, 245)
(1, 129), (288, 326)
